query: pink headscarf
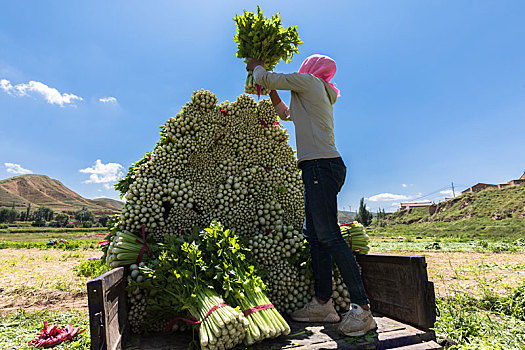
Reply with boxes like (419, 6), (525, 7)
(298, 54), (340, 97)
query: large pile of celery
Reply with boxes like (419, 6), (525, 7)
(103, 66), (370, 349)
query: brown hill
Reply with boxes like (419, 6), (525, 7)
(0, 174), (123, 215)
(0, 186), (29, 208)
(92, 197), (126, 211)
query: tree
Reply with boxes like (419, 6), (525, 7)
(55, 213), (70, 227)
(98, 215), (110, 227)
(32, 218), (46, 227)
(356, 198), (372, 227)
(76, 207), (95, 224)
(34, 207), (54, 222)
(25, 203), (31, 221)
(375, 208), (387, 227)
(0, 208), (18, 223)
(48, 220), (61, 227)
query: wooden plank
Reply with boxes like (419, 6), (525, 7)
(87, 278), (104, 350)
(389, 340), (442, 349)
(125, 315), (435, 350)
(100, 267), (126, 291)
(126, 332), (193, 350)
(106, 296), (120, 329)
(106, 276), (126, 327)
(356, 254), (436, 330)
(87, 267), (129, 350)
(377, 329), (435, 350)
(292, 339), (377, 349)
(375, 316), (435, 350)
(105, 269), (127, 350)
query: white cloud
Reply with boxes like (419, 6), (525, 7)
(1, 79), (13, 91)
(5, 163), (33, 175)
(0, 78), (83, 106)
(80, 159), (124, 184)
(103, 183), (111, 189)
(440, 189), (454, 196)
(366, 193), (412, 202)
(99, 96), (117, 104)
(402, 184), (408, 188)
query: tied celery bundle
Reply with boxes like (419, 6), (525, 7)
(135, 237), (249, 350)
(106, 229), (155, 268)
(340, 222), (370, 254)
(234, 6), (302, 95)
(199, 221), (290, 345)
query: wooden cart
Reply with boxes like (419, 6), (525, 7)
(87, 254), (441, 349)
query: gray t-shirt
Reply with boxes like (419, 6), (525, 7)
(253, 66), (340, 163)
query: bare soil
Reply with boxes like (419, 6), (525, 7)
(0, 248), (100, 315)
(0, 248), (523, 314)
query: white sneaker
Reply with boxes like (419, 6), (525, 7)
(338, 303), (377, 336)
(290, 297), (341, 323)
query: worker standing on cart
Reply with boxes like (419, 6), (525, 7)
(246, 54), (377, 336)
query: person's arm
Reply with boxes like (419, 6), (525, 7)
(246, 58), (309, 93)
(269, 90), (281, 106)
(253, 66), (309, 92)
(269, 90), (291, 121)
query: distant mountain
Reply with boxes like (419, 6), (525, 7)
(0, 174), (122, 215)
(338, 210), (356, 223)
(92, 197), (125, 211)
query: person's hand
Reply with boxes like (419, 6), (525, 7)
(246, 57), (265, 71)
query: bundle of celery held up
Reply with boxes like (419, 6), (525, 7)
(234, 6), (302, 95)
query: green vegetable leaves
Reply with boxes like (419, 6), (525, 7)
(234, 6), (302, 71)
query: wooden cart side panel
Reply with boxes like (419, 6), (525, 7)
(87, 278), (104, 350)
(87, 267), (129, 350)
(356, 254), (437, 330)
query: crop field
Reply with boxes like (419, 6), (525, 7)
(1, 230), (524, 349)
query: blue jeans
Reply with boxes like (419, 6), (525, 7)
(299, 157), (369, 306)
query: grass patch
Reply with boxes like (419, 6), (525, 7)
(74, 258), (109, 278)
(0, 239), (100, 250)
(478, 281), (525, 321)
(435, 280), (525, 349)
(0, 310), (90, 350)
(0, 226), (106, 234)
(0, 228), (107, 243)
(370, 218), (525, 242)
(369, 237), (525, 252)
(4, 222), (33, 227)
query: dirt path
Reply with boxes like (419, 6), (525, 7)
(1, 248), (524, 314)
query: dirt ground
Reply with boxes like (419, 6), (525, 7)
(0, 248), (100, 315)
(0, 248), (524, 314)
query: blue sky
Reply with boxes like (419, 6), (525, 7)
(1, 1), (524, 212)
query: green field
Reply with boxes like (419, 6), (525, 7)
(371, 217), (525, 241)
(0, 226), (105, 236)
